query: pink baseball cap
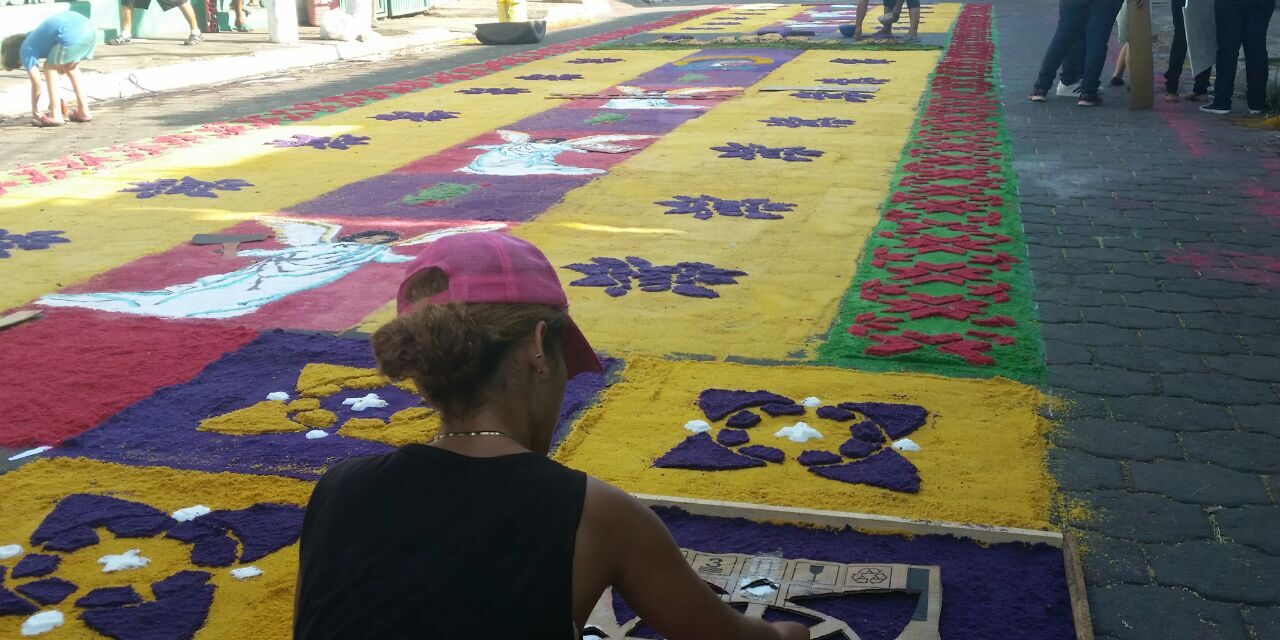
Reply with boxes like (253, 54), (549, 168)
(395, 231), (603, 377)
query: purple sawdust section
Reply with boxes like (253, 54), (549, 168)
(809, 449), (921, 492)
(849, 419), (884, 443)
(699, 389), (795, 421)
(655, 508), (1075, 639)
(840, 402), (928, 439)
(30, 494), (173, 552)
(77, 586), (144, 608)
(816, 405), (856, 422)
(716, 429), (750, 446)
(738, 445), (785, 463)
(797, 450), (842, 467)
(11, 553), (60, 578)
(654, 433), (766, 470)
(838, 437), (880, 459)
(319, 384), (424, 422)
(15, 577), (77, 605)
(633, 48), (804, 86)
(761, 402), (804, 417)
(551, 356), (621, 453)
(56, 332), (608, 479)
(82, 571), (214, 640)
(796, 592), (920, 640)
(725, 410), (762, 429)
(284, 172), (589, 222)
(0, 567), (38, 616)
(201, 504), (303, 563)
(512, 107), (701, 135)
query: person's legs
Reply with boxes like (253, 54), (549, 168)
(1165, 0), (1189, 94)
(1210, 0), (1245, 109)
(853, 0), (870, 38)
(233, 0), (247, 29)
(1240, 0), (1275, 111)
(1078, 0), (1123, 95)
(1111, 42), (1129, 84)
(1034, 0), (1091, 93)
(65, 65), (90, 119)
(175, 0), (203, 44)
(1060, 40), (1084, 86)
(42, 66), (63, 121)
(907, 5), (921, 37)
(111, 0), (135, 44)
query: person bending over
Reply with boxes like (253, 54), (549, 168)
(293, 232), (807, 640)
(851, 0), (921, 40)
(1, 12), (95, 127)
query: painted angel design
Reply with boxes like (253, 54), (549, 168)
(602, 85), (739, 111)
(457, 130), (654, 176)
(37, 220), (506, 319)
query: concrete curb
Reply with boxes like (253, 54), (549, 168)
(0, 1), (608, 117)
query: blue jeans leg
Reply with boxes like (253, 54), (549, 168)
(1079, 0), (1124, 94)
(1036, 0), (1092, 91)
(1242, 0), (1276, 110)
(1213, 0), (1247, 108)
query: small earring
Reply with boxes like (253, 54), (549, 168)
(536, 368), (545, 376)
(535, 353), (544, 359)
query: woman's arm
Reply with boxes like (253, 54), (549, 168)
(577, 480), (807, 640)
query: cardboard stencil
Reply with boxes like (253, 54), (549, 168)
(586, 550), (942, 639)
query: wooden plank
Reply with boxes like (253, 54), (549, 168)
(1063, 532), (1096, 640)
(0, 309), (41, 331)
(1128, 0), (1154, 109)
(631, 493), (1064, 546)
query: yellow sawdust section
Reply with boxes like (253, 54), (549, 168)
(555, 358), (1055, 530)
(505, 49), (939, 361)
(0, 51), (688, 313)
(0, 458), (312, 639)
(650, 4), (809, 33)
(903, 2), (961, 34)
(197, 362), (439, 444)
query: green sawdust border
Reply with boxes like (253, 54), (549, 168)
(811, 8), (1046, 384)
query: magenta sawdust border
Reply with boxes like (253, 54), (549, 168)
(0, 7), (721, 198)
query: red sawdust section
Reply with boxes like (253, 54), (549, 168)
(0, 309), (257, 447)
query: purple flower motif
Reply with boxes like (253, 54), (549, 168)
(830, 58), (894, 64)
(567, 58), (624, 64)
(516, 74), (584, 81)
(370, 110), (460, 122)
(760, 116), (855, 128)
(656, 195), (795, 220)
(817, 77), (890, 85)
(791, 90), (875, 103)
(711, 142), (824, 163)
(121, 177), (252, 199)
(267, 134), (369, 150)
(563, 256), (747, 299)
(455, 87), (530, 95)
(0, 229), (69, 258)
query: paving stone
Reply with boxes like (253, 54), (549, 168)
(1246, 607), (1280, 640)
(1033, 257), (1112, 275)
(1178, 313), (1279, 336)
(1160, 278), (1259, 299)
(1036, 287), (1128, 307)
(1063, 248), (1154, 263)
(1048, 366), (1159, 397)
(1129, 461), (1271, 505)
(1037, 302), (1083, 323)
(1201, 356), (1280, 383)
(1081, 306), (1181, 329)
(1160, 373), (1279, 405)
(1241, 336), (1280, 358)
(1214, 298), (1280, 319)
(1048, 390), (1110, 419)
(1122, 292), (1220, 313)
(1045, 341), (1093, 366)
(1048, 448), (1127, 491)
(1077, 532), (1151, 585)
(1107, 396), (1234, 432)
(1093, 347), (1208, 374)
(1089, 584), (1247, 640)
(1148, 542), (1280, 604)
(1215, 506), (1280, 555)
(1042, 323), (1142, 347)
(1054, 418), (1183, 461)
(1074, 274), (1160, 292)
(1181, 431), (1280, 474)
(1140, 328), (1246, 355)
(1231, 405), (1280, 435)
(1072, 491), (1212, 543)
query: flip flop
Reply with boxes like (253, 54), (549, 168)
(107, 36), (133, 45)
(69, 108), (92, 123)
(234, 23), (254, 32)
(31, 113), (65, 127)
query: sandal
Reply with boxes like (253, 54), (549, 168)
(1163, 92), (1180, 103)
(234, 23), (253, 32)
(69, 108), (92, 123)
(31, 113), (65, 127)
(107, 36), (133, 45)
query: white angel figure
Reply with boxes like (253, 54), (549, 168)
(37, 220), (505, 319)
(457, 130), (654, 176)
(601, 85), (739, 111)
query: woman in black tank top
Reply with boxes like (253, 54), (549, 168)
(294, 232), (806, 640)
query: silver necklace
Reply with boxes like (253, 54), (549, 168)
(429, 430), (513, 444)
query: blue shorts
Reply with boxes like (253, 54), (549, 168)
(883, 0), (922, 8)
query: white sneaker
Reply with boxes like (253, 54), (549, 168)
(1056, 81), (1081, 97)
(1247, 108), (1263, 116)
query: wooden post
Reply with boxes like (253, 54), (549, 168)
(1128, 0), (1154, 109)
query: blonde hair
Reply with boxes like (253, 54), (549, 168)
(2, 33), (26, 71)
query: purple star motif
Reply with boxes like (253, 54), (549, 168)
(371, 110), (460, 122)
(791, 90), (876, 103)
(760, 116), (855, 128)
(121, 177), (252, 199)
(563, 256), (747, 299)
(711, 142), (824, 163)
(267, 134), (370, 150)
(0, 229), (69, 258)
(516, 74), (584, 81)
(455, 87), (530, 95)
(817, 77), (890, 85)
(656, 195), (795, 220)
